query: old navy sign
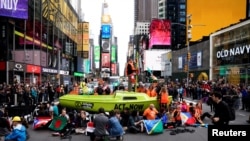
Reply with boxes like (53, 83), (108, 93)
(0, 0), (28, 19)
(216, 44), (250, 58)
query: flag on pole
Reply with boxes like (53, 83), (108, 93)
(49, 116), (67, 131)
(143, 119), (163, 135)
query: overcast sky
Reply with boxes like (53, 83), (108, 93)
(77, 0), (134, 75)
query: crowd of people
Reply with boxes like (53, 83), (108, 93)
(1, 77), (250, 140)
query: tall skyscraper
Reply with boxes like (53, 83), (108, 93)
(134, 0), (159, 26)
(158, 0), (187, 50)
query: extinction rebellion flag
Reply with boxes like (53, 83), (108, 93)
(143, 119), (164, 135)
(49, 116), (68, 131)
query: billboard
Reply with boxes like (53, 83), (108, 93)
(149, 19), (171, 48)
(144, 50), (170, 71)
(94, 46), (100, 62)
(83, 22), (89, 51)
(77, 57), (84, 72)
(101, 53), (110, 68)
(111, 45), (117, 63)
(84, 59), (90, 73)
(0, 0), (28, 19)
(101, 25), (111, 39)
(111, 63), (117, 75)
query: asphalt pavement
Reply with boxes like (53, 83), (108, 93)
(27, 98), (250, 141)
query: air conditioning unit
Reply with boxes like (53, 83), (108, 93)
(102, 39), (110, 52)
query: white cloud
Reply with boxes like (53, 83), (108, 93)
(81, 0), (134, 76)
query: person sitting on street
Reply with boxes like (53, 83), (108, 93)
(75, 110), (88, 134)
(5, 116), (27, 141)
(127, 110), (144, 133)
(107, 109), (124, 140)
(93, 107), (109, 141)
(143, 104), (159, 120)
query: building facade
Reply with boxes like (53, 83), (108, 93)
(210, 19), (250, 85)
(0, 0), (78, 85)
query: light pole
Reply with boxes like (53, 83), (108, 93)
(186, 14), (192, 87)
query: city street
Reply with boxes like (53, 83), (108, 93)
(27, 99), (250, 141)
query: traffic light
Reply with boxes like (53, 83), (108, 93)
(184, 64), (188, 72)
(187, 14), (192, 40)
(187, 52), (191, 61)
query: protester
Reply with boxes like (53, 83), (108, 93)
(107, 109), (124, 140)
(201, 91), (231, 125)
(93, 107), (109, 141)
(143, 104), (159, 120)
(125, 59), (136, 92)
(5, 116), (27, 141)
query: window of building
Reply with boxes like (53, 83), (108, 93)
(180, 4), (186, 9)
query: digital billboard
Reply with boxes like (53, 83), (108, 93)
(101, 53), (110, 68)
(144, 50), (170, 71)
(101, 25), (111, 39)
(111, 45), (117, 63)
(149, 19), (171, 48)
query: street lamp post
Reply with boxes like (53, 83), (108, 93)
(186, 14), (192, 87)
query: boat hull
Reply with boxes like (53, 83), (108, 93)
(59, 91), (172, 112)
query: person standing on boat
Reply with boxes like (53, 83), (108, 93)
(125, 59), (137, 92)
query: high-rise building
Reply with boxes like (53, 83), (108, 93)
(134, 0), (159, 25)
(159, 0), (247, 50)
(158, 0), (186, 50)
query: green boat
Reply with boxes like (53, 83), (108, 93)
(59, 91), (172, 113)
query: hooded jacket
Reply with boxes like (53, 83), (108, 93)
(5, 124), (26, 141)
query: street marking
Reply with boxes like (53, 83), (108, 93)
(238, 113), (246, 116)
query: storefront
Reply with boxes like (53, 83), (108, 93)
(8, 62), (26, 84)
(210, 19), (250, 85)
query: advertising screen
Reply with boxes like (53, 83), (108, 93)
(149, 19), (171, 48)
(101, 25), (111, 39)
(144, 50), (170, 71)
(101, 53), (110, 68)
(111, 45), (117, 63)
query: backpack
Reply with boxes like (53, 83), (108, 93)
(222, 101), (235, 121)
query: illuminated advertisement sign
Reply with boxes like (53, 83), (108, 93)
(101, 53), (110, 68)
(94, 46), (100, 62)
(0, 0), (28, 19)
(111, 45), (117, 63)
(144, 50), (169, 71)
(149, 19), (171, 48)
(101, 25), (111, 39)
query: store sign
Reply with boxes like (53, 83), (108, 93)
(216, 45), (250, 58)
(0, 0), (28, 19)
(9, 62), (25, 72)
(60, 70), (69, 75)
(14, 63), (24, 71)
(26, 65), (41, 74)
(42, 68), (58, 74)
